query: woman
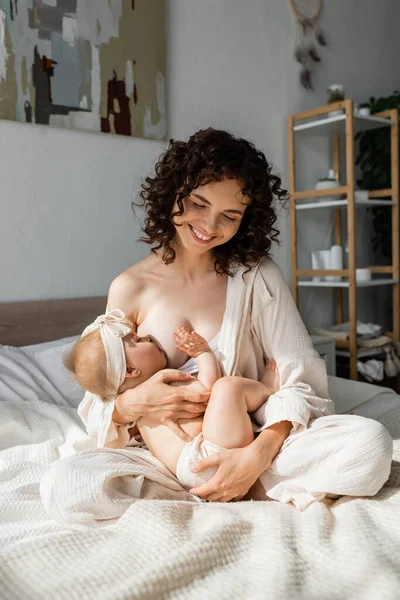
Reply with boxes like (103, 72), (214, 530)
(41, 128), (392, 527)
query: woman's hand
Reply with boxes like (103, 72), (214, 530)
(189, 422), (292, 501)
(189, 444), (270, 502)
(114, 369), (210, 441)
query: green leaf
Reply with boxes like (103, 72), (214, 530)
(355, 89), (399, 256)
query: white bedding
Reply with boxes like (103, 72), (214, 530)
(0, 337), (83, 409)
(0, 341), (400, 599)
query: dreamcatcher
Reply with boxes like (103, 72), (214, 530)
(289, 0), (327, 90)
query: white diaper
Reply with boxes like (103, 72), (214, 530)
(176, 433), (224, 490)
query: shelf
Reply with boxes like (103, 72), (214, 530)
(298, 278), (398, 288)
(296, 198), (398, 210)
(369, 189), (392, 198)
(294, 112), (397, 133)
(335, 332), (395, 350)
(297, 267), (393, 277)
(294, 113), (346, 131)
(293, 187), (392, 201)
(288, 101), (399, 382)
(336, 347), (387, 359)
(293, 187), (347, 200)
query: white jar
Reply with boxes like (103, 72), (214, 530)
(356, 268), (372, 283)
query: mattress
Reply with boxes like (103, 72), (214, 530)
(327, 374), (400, 417)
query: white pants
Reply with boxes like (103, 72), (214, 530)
(40, 414), (393, 528)
(260, 414), (393, 510)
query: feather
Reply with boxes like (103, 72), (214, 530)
(294, 46), (306, 64)
(308, 46), (321, 62)
(316, 30), (327, 46)
(300, 69), (313, 90)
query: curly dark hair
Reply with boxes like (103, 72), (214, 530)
(134, 128), (288, 275)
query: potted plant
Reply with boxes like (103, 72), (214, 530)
(315, 169), (339, 200)
(355, 90), (400, 258)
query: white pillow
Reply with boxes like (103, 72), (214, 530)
(21, 335), (80, 356)
(27, 340), (84, 408)
(0, 340), (83, 409)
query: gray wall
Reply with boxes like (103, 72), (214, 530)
(0, 122), (164, 301)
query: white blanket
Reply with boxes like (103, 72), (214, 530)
(0, 396), (399, 599)
(1, 343), (400, 598)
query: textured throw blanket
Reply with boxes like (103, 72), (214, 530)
(0, 392), (400, 599)
(0, 343), (399, 598)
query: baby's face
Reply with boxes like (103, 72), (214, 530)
(123, 332), (167, 381)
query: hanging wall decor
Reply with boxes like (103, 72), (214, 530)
(0, 1), (166, 140)
(288, 0), (327, 90)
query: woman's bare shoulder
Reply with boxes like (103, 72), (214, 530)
(107, 256), (155, 320)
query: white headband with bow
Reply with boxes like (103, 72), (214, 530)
(81, 309), (132, 398)
(78, 309), (133, 448)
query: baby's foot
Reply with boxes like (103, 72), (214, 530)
(261, 360), (280, 395)
(172, 327), (211, 358)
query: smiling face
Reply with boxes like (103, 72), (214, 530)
(122, 332), (167, 385)
(172, 179), (249, 254)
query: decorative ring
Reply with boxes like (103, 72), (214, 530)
(288, 0), (322, 20)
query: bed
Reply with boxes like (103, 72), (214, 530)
(0, 298), (399, 600)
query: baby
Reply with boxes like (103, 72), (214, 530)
(65, 309), (280, 492)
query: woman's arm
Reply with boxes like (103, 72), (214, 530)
(114, 369), (211, 424)
(252, 421), (292, 470)
(188, 421), (291, 501)
(108, 369), (211, 446)
(79, 369), (210, 448)
(251, 260), (335, 436)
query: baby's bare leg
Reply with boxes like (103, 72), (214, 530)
(137, 416), (203, 475)
(136, 378), (206, 475)
(202, 376), (270, 448)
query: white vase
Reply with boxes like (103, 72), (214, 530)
(326, 245), (343, 281)
(311, 249), (331, 281)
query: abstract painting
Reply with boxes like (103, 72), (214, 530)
(0, 0), (166, 139)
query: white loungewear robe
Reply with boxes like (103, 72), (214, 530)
(40, 259), (393, 529)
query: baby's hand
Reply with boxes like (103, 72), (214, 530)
(172, 327), (211, 358)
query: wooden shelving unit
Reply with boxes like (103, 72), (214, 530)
(288, 99), (400, 380)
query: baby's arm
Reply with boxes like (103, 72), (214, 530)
(173, 327), (222, 391)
